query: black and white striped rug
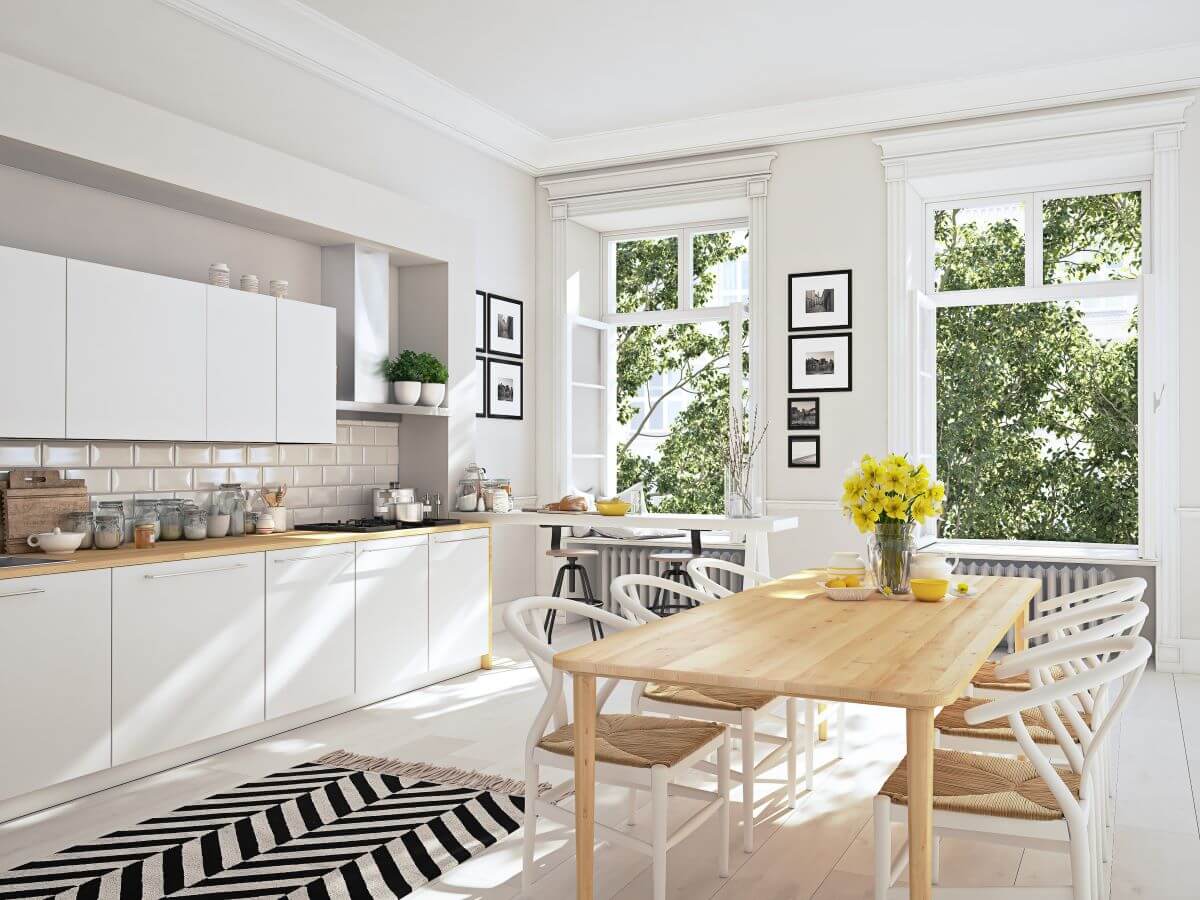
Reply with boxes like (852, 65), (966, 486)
(0, 752), (537, 899)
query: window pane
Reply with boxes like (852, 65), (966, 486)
(936, 296), (1138, 544)
(615, 236), (678, 312)
(1042, 191), (1142, 284)
(692, 228), (749, 307)
(616, 320), (730, 513)
(933, 202), (1025, 291)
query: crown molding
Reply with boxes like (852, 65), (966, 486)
(157, 0), (1200, 176)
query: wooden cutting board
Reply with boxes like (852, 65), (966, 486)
(0, 484), (90, 554)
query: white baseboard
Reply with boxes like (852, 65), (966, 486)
(1155, 638), (1200, 674)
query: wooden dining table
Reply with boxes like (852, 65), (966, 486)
(552, 570), (1039, 900)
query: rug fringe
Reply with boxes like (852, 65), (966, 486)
(316, 750), (552, 796)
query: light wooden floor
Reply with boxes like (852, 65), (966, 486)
(2, 622), (1198, 899)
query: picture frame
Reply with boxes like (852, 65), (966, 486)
(475, 290), (486, 353)
(788, 269), (852, 332)
(487, 358), (523, 420)
(788, 435), (821, 468)
(788, 332), (852, 393)
(786, 397), (820, 431)
(486, 292), (524, 359)
(475, 354), (487, 418)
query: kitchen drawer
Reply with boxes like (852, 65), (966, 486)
(431, 528), (490, 544)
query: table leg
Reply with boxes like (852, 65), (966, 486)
(573, 674), (597, 900)
(689, 529), (703, 557)
(906, 708), (936, 900)
(745, 531), (770, 576)
(1013, 603), (1029, 652)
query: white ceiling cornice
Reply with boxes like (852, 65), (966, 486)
(158, 0), (1200, 176)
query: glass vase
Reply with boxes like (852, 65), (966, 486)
(869, 521), (915, 595)
(724, 489), (758, 519)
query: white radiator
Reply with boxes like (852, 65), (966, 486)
(957, 558), (1116, 647)
(591, 543), (745, 611)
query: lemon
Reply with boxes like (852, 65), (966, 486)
(844, 575), (861, 587)
(827, 578), (846, 588)
(956, 582), (970, 594)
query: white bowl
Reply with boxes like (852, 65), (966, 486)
(27, 528), (85, 554)
(818, 580), (875, 601)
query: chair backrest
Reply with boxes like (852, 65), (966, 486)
(610, 572), (715, 623)
(686, 557), (772, 598)
(1034, 576), (1147, 617)
(966, 634), (1151, 821)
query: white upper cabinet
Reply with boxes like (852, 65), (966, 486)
(428, 529), (491, 670)
(0, 247), (66, 438)
(277, 298), (336, 444)
(207, 285), (277, 443)
(67, 259), (206, 441)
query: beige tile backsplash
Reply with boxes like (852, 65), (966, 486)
(0, 419), (402, 525)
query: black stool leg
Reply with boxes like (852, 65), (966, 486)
(577, 565), (602, 640)
(545, 563), (568, 643)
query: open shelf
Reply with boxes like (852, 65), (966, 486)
(335, 400), (450, 417)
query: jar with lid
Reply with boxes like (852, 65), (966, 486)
(214, 483), (246, 536)
(183, 506), (208, 540)
(63, 511), (95, 549)
(93, 501), (126, 549)
(133, 499), (161, 541)
(157, 500), (184, 541)
(457, 464), (487, 512)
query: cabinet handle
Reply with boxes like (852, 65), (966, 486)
(144, 563), (249, 580)
(360, 545), (422, 554)
(274, 551), (355, 563)
(0, 587), (46, 599)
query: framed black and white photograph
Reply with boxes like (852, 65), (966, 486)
(788, 269), (852, 331)
(788, 436), (821, 468)
(787, 397), (820, 430)
(487, 358), (523, 420)
(475, 290), (486, 352)
(788, 332), (852, 393)
(475, 355), (487, 418)
(486, 293), (524, 359)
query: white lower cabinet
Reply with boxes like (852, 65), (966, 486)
(266, 544), (356, 719)
(112, 554), (265, 765)
(355, 535), (429, 699)
(428, 529), (491, 670)
(0, 570), (110, 803)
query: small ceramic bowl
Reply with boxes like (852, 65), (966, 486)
(818, 580), (875, 601)
(911, 578), (950, 602)
(595, 499), (631, 517)
(26, 527), (85, 554)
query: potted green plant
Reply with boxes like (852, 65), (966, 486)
(380, 350), (421, 405)
(414, 352), (449, 407)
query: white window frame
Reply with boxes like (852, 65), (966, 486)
(594, 218), (753, 505)
(918, 178), (1149, 556)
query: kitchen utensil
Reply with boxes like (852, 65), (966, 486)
(596, 498), (631, 516)
(26, 527), (85, 554)
(911, 578), (950, 601)
(254, 510), (276, 534)
(1, 481), (89, 554)
(910, 552), (957, 580)
(394, 501), (428, 524)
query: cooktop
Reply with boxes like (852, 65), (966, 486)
(295, 518), (461, 534)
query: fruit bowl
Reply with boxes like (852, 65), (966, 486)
(818, 579), (875, 601)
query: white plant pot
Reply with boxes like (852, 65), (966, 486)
(418, 382), (446, 407)
(393, 381), (421, 405)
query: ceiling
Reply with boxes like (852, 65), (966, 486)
(300, 0), (1200, 140)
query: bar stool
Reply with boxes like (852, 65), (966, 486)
(542, 547), (603, 642)
(648, 551), (701, 616)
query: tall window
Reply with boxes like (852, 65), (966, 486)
(927, 186), (1144, 546)
(603, 224), (750, 514)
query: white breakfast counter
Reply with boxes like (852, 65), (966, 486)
(457, 510), (799, 573)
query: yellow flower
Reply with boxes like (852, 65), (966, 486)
(912, 465), (931, 490)
(878, 465), (903, 493)
(883, 496), (906, 520)
(929, 482), (946, 502)
(865, 485), (886, 511)
(843, 473), (863, 496)
(912, 496), (934, 522)
(860, 455), (878, 479)
(852, 506), (878, 533)
(883, 452), (908, 470)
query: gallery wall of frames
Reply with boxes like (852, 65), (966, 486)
(475, 289), (525, 420)
(785, 269), (852, 469)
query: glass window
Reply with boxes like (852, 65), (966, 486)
(614, 236), (678, 312)
(1042, 191), (1142, 284)
(692, 228), (749, 307)
(933, 201), (1026, 291)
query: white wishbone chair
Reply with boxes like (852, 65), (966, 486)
(873, 634), (1151, 900)
(611, 572), (824, 853)
(503, 596), (731, 900)
(968, 578), (1147, 698)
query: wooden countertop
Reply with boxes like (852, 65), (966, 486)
(0, 522), (488, 580)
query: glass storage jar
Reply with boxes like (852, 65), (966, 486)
(93, 501), (126, 548)
(133, 499), (160, 541)
(213, 483), (245, 536)
(157, 500), (184, 541)
(63, 511), (94, 549)
(183, 506), (208, 540)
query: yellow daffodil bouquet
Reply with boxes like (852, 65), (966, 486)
(841, 453), (946, 535)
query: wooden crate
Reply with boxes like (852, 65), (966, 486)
(0, 485), (90, 554)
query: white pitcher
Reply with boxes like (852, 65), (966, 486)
(910, 552), (956, 580)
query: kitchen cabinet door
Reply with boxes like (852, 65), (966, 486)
(112, 554), (265, 765)
(266, 544), (355, 719)
(0, 246), (66, 438)
(207, 285), (276, 442)
(67, 260), (206, 440)
(428, 529), (490, 670)
(0, 570), (110, 802)
(277, 299), (336, 444)
(355, 535), (429, 699)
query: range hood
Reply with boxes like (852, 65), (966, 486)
(323, 245), (449, 417)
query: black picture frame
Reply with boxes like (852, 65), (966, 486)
(786, 396), (820, 431)
(475, 290), (486, 353)
(475, 354), (487, 418)
(486, 292), (524, 359)
(787, 332), (853, 393)
(788, 268), (852, 332)
(788, 435), (821, 468)
(487, 358), (524, 420)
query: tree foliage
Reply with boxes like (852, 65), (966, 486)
(615, 233), (747, 513)
(935, 192), (1140, 544)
